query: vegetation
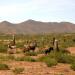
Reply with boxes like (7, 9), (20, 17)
(71, 63), (75, 71)
(0, 33), (75, 51)
(55, 52), (75, 64)
(25, 51), (37, 56)
(0, 44), (7, 53)
(15, 56), (37, 62)
(0, 54), (15, 61)
(0, 33), (75, 70)
(0, 63), (9, 70)
(38, 50), (75, 67)
(13, 67), (24, 74)
(38, 55), (58, 67)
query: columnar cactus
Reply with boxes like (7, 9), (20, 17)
(53, 37), (55, 45)
(12, 34), (15, 46)
(54, 39), (59, 51)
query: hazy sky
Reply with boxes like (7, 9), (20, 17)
(0, 0), (75, 23)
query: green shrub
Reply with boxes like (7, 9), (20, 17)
(48, 51), (75, 64)
(0, 55), (8, 61)
(7, 55), (15, 60)
(38, 50), (75, 66)
(37, 49), (45, 54)
(16, 43), (24, 48)
(15, 56), (37, 62)
(46, 58), (57, 67)
(25, 52), (37, 56)
(38, 56), (57, 67)
(60, 48), (70, 54)
(13, 67), (24, 74)
(0, 45), (7, 53)
(55, 53), (75, 64)
(71, 63), (75, 71)
(0, 64), (9, 70)
(0, 54), (15, 61)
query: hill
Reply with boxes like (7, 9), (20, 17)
(0, 20), (75, 34)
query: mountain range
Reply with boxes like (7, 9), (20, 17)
(0, 19), (75, 34)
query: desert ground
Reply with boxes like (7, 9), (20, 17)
(0, 34), (75, 75)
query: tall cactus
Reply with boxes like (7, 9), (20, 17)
(12, 34), (15, 46)
(54, 39), (59, 51)
(53, 37), (55, 45)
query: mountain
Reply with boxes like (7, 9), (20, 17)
(0, 20), (75, 34)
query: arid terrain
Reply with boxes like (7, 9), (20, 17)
(0, 46), (75, 75)
(0, 50), (75, 75)
(0, 0), (75, 74)
(0, 34), (75, 75)
(0, 20), (75, 34)
(0, 62), (74, 75)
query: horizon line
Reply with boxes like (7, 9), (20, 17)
(0, 19), (75, 24)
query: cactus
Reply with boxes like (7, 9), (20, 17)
(53, 37), (55, 45)
(54, 39), (59, 51)
(12, 34), (15, 46)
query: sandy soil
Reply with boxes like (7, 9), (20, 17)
(0, 61), (74, 75)
(0, 47), (75, 75)
(66, 47), (75, 54)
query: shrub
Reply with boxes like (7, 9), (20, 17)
(0, 64), (9, 70)
(46, 58), (57, 67)
(0, 55), (8, 61)
(7, 55), (15, 60)
(15, 56), (37, 62)
(0, 54), (15, 61)
(71, 63), (75, 71)
(60, 48), (70, 54)
(13, 67), (24, 74)
(38, 56), (57, 67)
(55, 53), (75, 64)
(0, 44), (7, 53)
(25, 52), (37, 56)
(38, 50), (75, 66)
(16, 43), (24, 48)
(48, 51), (75, 64)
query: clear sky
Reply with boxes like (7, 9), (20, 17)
(0, 0), (75, 23)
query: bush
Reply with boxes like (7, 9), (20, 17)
(38, 56), (57, 67)
(25, 52), (37, 56)
(13, 67), (24, 74)
(0, 64), (9, 70)
(71, 63), (75, 71)
(16, 43), (24, 48)
(0, 54), (15, 61)
(15, 56), (37, 62)
(46, 58), (58, 67)
(7, 55), (15, 60)
(0, 44), (7, 53)
(55, 53), (75, 64)
(48, 51), (75, 64)
(38, 50), (75, 67)
(37, 49), (45, 54)
(60, 49), (70, 54)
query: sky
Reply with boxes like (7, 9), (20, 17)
(0, 0), (75, 23)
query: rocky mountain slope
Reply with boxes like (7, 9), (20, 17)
(0, 20), (75, 34)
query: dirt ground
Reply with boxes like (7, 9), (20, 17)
(0, 47), (75, 75)
(0, 61), (74, 75)
(66, 47), (75, 54)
